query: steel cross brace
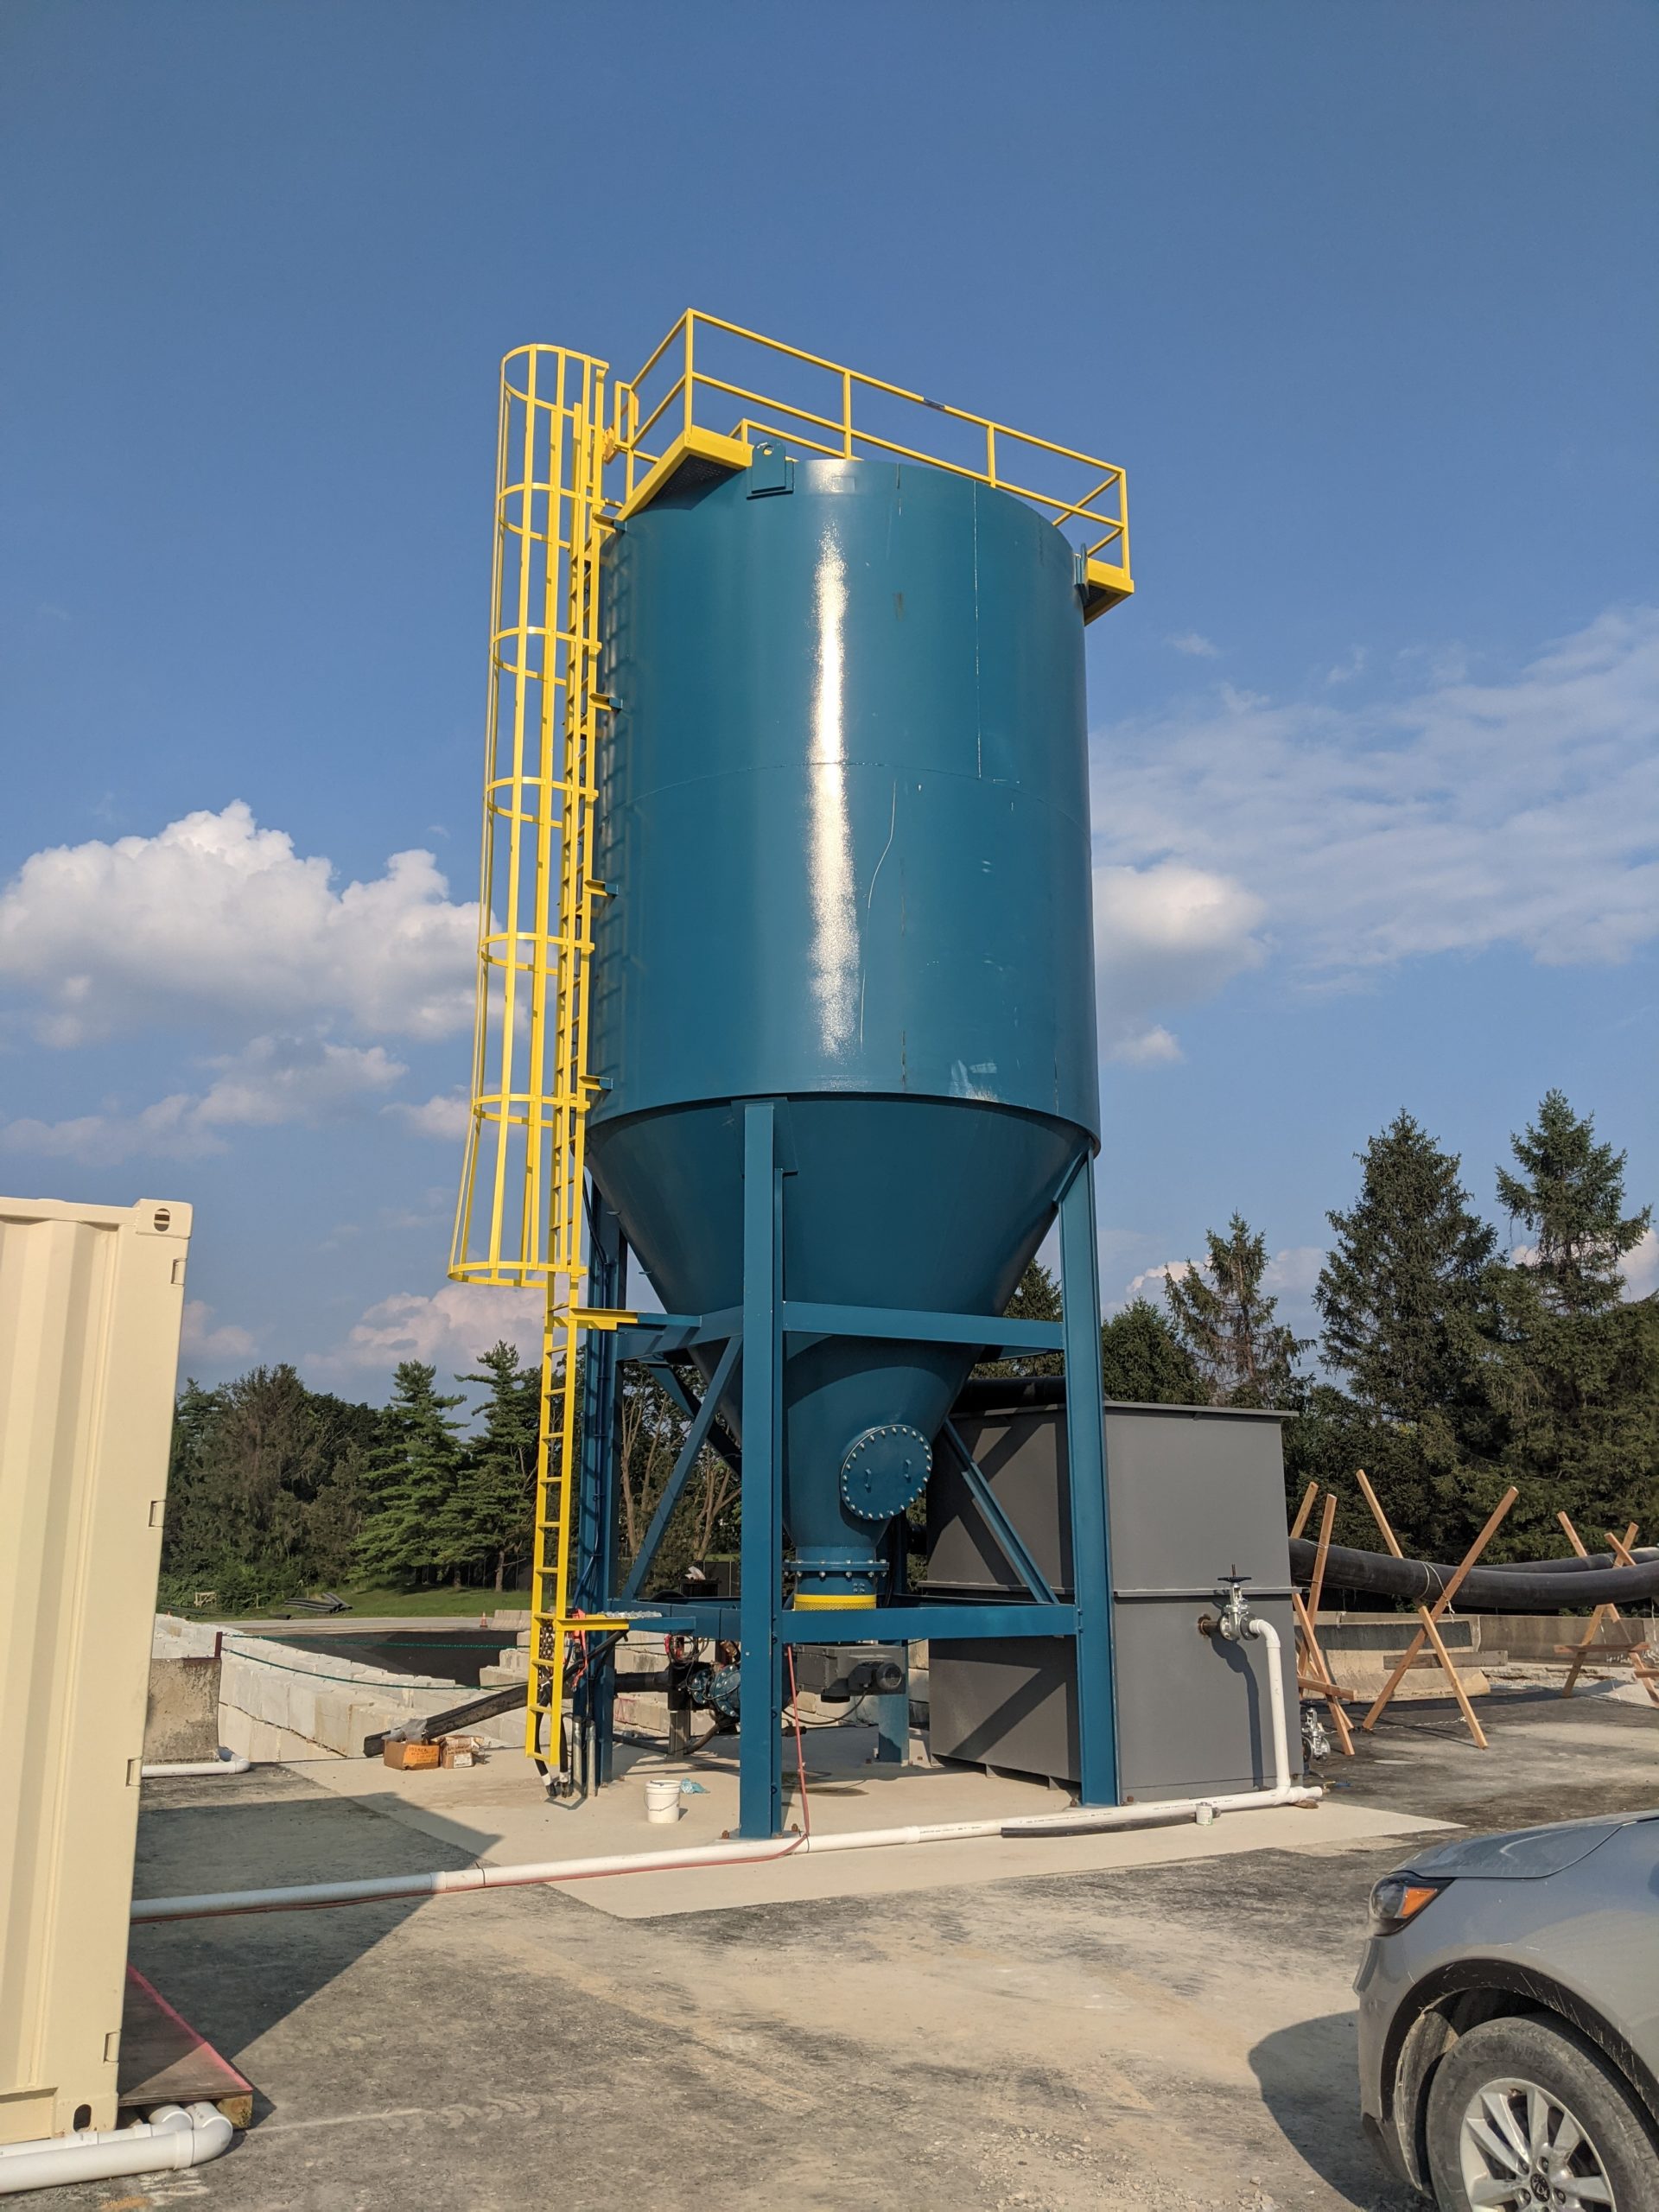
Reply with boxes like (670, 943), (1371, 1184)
(620, 1335), (743, 1603)
(617, 1306), (1061, 1362)
(938, 1418), (1058, 1605)
(588, 1122), (1121, 1835)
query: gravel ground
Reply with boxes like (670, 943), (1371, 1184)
(55, 1688), (1659, 2212)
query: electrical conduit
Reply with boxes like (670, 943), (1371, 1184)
(131, 1615), (1316, 1925)
(0, 2103), (233, 2196)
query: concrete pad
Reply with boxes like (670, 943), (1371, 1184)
(1478, 1716), (1659, 1755)
(99, 1694), (1659, 2212)
(295, 1725), (1448, 1919)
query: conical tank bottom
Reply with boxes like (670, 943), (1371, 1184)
(587, 1096), (1084, 1601)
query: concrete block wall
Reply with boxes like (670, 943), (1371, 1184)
(1309, 1611), (1653, 1699)
(143, 1656), (221, 1760)
(148, 1616), (226, 1758)
(151, 1615), (493, 1762)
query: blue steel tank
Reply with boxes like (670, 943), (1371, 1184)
(587, 450), (1098, 1606)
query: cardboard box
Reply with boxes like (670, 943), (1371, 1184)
(382, 1738), (440, 1770)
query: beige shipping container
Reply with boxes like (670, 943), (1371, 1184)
(0, 1196), (192, 2145)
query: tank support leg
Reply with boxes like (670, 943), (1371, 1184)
(870, 1658), (909, 1765)
(738, 1101), (785, 1839)
(871, 1524), (909, 1764)
(1058, 1156), (1119, 1806)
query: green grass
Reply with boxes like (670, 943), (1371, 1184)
(188, 1583), (527, 1623)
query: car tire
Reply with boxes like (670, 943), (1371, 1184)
(1423, 2013), (1658, 2211)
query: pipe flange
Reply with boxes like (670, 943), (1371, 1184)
(838, 1424), (932, 1523)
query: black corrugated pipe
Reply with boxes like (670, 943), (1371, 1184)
(1484, 1548), (1659, 1574)
(1289, 1538), (1659, 1612)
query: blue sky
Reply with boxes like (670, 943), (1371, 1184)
(2, 1), (1655, 1395)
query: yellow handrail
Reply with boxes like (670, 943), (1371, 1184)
(612, 309), (1130, 574)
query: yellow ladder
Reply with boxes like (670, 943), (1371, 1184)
(448, 345), (616, 1766)
(530, 354), (610, 1768)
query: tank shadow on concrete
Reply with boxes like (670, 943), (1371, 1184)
(1249, 2013), (1418, 2211)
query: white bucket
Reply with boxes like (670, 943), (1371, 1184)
(644, 1776), (683, 1825)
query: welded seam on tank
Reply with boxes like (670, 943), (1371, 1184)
(858, 781), (900, 1050)
(809, 530), (859, 1059)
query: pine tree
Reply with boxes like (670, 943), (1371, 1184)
(1316, 1111), (1497, 1421)
(1459, 1097), (1659, 1551)
(1496, 1090), (1651, 1317)
(1163, 1215), (1307, 1408)
(1100, 1298), (1202, 1404)
(448, 1341), (541, 1590)
(355, 1361), (467, 1584)
(200, 1365), (321, 1580)
(161, 1379), (225, 1570)
(159, 1368), (380, 1607)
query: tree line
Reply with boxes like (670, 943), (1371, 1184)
(1146, 1090), (1656, 1561)
(160, 1344), (541, 1610)
(159, 1087), (1654, 1607)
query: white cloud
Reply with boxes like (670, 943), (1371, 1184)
(181, 1300), (256, 1361)
(1110, 1024), (1183, 1066)
(1119, 1245), (1325, 1306)
(1093, 605), (1659, 996)
(386, 1090), (471, 1140)
(194, 1036), (406, 1128)
(317, 1281), (543, 1371)
(0, 802), (476, 1045)
(1121, 1259), (1192, 1303)
(1264, 1244), (1326, 1296)
(2, 1095), (213, 1165)
(1094, 860), (1267, 1060)
(0, 1035), (404, 1164)
(1167, 632), (1218, 658)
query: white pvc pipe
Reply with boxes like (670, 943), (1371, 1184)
(0, 2102), (233, 2196)
(131, 1618), (1318, 1925)
(1247, 1615), (1294, 1797)
(141, 1753), (252, 1778)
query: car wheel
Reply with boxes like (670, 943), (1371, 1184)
(1424, 2014), (1658, 2211)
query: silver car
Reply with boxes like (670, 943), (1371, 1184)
(1356, 1809), (1659, 2209)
